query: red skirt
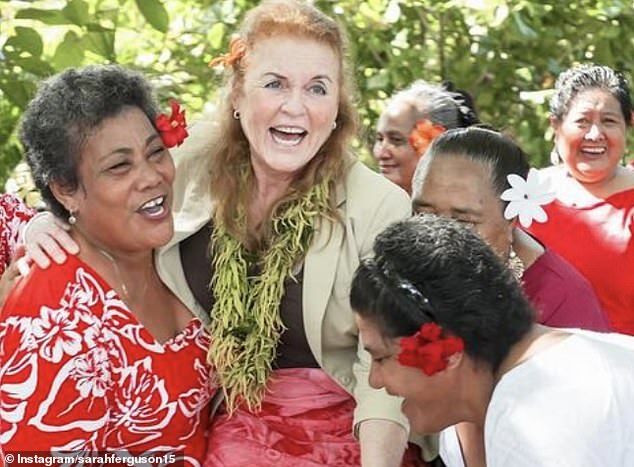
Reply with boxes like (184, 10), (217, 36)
(203, 368), (426, 466)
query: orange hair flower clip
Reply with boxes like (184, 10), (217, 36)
(408, 119), (446, 156)
(209, 37), (247, 68)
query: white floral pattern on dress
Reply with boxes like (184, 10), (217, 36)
(0, 193), (35, 275)
(31, 307), (83, 363)
(71, 347), (111, 398)
(0, 256), (214, 465)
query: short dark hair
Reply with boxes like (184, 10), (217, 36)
(413, 127), (530, 209)
(19, 65), (159, 218)
(550, 64), (632, 126)
(350, 214), (535, 372)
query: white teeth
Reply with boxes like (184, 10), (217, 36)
(274, 126), (305, 134)
(271, 133), (302, 146)
(582, 147), (606, 154)
(141, 196), (164, 210)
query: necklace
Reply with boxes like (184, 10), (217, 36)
(72, 224), (151, 302)
(97, 248), (130, 298)
(208, 176), (331, 413)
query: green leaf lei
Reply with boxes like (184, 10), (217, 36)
(208, 177), (331, 413)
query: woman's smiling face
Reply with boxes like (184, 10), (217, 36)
(233, 34), (340, 179)
(553, 88), (628, 185)
(355, 313), (464, 435)
(58, 106), (175, 254)
(373, 99), (420, 193)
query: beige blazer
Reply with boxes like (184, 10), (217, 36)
(155, 120), (437, 459)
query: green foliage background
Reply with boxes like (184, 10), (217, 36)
(2, 0), (634, 192)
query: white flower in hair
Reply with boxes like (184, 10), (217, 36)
(500, 168), (556, 228)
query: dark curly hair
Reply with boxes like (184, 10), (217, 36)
(550, 64), (632, 126)
(350, 214), (535, 372)
(19, 64), (159, 219)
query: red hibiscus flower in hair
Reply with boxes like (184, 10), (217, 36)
(156, 100), (188, 148)
(408, 119), (446, 156)
(398, 322), (464, 376)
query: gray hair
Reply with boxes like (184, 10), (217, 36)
(388, 80), (479, 129)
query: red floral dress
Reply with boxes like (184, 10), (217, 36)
(0, 193), (35, 275)
(0, 255), (215, 465)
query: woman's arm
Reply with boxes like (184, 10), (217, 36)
(348, 168), (414, 466)
(359, 419), (409, 467)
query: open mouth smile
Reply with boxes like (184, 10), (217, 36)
(270, 126), (307, 147)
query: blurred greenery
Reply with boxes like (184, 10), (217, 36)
(2, 0), (634, 201)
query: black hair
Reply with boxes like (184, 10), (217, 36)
(350, 214), (535, 372)
(550, 64), (632, 126)
(441, 80), (480, 128)
(19, 64), (159, 219)
(412, 127), (531, 208)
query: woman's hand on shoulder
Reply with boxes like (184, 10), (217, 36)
(23, 211), (79, 268)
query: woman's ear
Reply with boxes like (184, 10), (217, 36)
(549, 115), (560, 133)
(49, 180), (79, 215)
(230, 83), (242, 115)
(445, 349), (464, 371)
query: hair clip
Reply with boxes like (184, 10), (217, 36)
(379, 259), (436, 322)
(155, 100), (188, 148)
(408, 119), (446, 156)
(209, 37), (247, 69)
(500, 168), (555, 228)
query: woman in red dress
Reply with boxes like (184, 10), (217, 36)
(0, 65), (214, 465)
(527, 64), (634, 335)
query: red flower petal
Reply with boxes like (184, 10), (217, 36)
(419, 323), (442, 341)
(155, 113), (172, 131)
(155, 100), (189, 148)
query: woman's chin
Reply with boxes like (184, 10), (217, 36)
(401, 400), (422, 430)
(402, 399), (445, 435)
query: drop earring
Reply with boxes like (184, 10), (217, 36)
(68, 210), (77, 225)
(507, 245), (525, 280)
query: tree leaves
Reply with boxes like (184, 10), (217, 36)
(62, 0), (90, 26)
(53, 31), (85, 69)
(4, 27), (43, 57)
(1, 0), (633, 184)
(135, 0), (169, 33)
(14, 8), (69, 25)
